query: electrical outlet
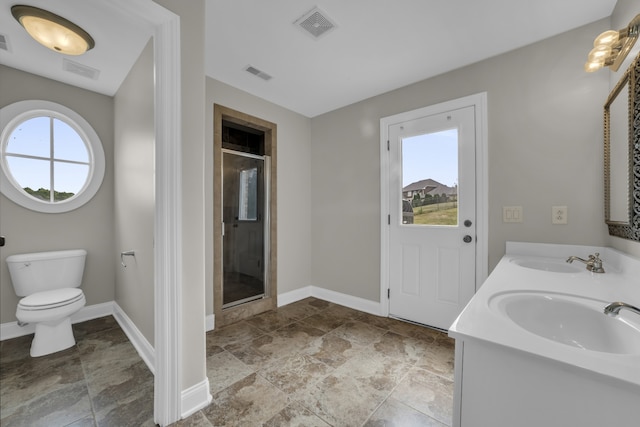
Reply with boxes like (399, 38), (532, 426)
(503, 206), (523, 223)
(552, 206), (567, 224)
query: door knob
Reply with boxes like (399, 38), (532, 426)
(463, 235), (473, 243)
(464, 220), (472, 227)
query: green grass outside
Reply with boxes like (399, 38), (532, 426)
(412, 202), (458, 225)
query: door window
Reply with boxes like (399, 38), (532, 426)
(401, 129), (458, 226)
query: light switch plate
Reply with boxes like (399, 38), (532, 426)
(552, 206), (567, 224)
(503, 206), (523, 223)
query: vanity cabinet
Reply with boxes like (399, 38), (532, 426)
(449, 242), (640, 427)
(452, 338), (640, 427)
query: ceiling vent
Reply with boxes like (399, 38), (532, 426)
(294, 7), (337, 39)
(245, 65), (272, 81)
(0, 34), (10, 51)
(63, 58), (100, 80)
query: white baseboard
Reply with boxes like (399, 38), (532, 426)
(0, 301), (115, 341)
(310, 286), (383, 316)
(205, 314), (215, 332)
(72, 301), (115, 324)
(277, 286), (312, 307)
(202, 286), (382, 333)
(1, 301), (156, 376)
(0, 320), (35, 341)
(181, 377), (213, 419)
(277, 285), (384, 316)
(112, 302), (155, 375)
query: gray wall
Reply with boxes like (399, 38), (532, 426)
(205, 79), (312, 315)
(113, 40), (155, 345)
(310, 19), (612, 302)
(0, 65), (115, 323)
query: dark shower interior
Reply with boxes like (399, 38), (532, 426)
(222, 120), (266, 307)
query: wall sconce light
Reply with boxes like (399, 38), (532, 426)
(11, 4), (95, 56)
(585, 14), (640, 72)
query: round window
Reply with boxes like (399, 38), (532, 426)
(0, 100), (105, 213)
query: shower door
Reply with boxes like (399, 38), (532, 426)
(222, 149), (270, 308)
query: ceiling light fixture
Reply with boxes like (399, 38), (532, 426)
(11, 4), (95, 55)
(585, 14), (640, 72)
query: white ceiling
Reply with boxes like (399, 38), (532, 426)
(1, 1), (617, 117)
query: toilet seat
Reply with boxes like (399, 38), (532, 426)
(18, 288), (84, 311)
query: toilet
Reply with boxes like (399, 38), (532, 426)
(6, 249), (87, 357)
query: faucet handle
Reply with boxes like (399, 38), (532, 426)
(588, 253), (605, 273)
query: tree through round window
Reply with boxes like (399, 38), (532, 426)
(1, 100), (105, 213)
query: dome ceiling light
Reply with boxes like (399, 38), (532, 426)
(11, 4), (95, 56)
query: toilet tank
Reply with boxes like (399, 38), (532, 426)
(6, 249), (87, 297)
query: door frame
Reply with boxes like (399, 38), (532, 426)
(379, 93), (488, 318)
(112, 1), (183, 424)
(213, 105), (277, 327)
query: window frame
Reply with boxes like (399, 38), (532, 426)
(0, 100), (105, 213)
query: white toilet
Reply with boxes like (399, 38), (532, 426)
(6, 249), (87, 357)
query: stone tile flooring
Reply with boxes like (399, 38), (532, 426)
(182, 297), (455, 426)
(0, 317), (155, 427)
(0, 297), (455, 426)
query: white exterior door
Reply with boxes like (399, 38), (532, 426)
(387, 105), (477, 330)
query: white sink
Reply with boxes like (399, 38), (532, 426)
(510, 258), (581, 273)
(489, 292), (640, 354)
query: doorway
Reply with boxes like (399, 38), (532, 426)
(214, 105), (277, 326)
(380, 93), (488, 331)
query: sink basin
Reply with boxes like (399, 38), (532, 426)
(489, 292), (640, 354)
(510, 258), (581, 273)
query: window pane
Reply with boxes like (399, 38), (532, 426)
(5, 116), (50, 158)
(402, 129), (458, 226)
(54, 161), (89, 200)
(53, 118), (89, 162)
(238, 167), (258, 220)
(6, 156), (51, 200)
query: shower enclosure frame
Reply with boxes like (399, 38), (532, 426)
(221, 149), (271, 309)
(213, 104), (277, 326)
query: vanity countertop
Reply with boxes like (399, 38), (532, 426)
(449, 241), (640, 386)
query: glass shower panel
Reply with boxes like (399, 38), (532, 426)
(222, 151), (265, 307)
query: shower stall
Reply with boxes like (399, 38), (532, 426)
(222, 149), (270, 307)
(219, 115), (272, 309)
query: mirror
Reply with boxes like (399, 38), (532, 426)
(604, 51), (640, 241)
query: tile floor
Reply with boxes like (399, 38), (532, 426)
(0, 317), (155, 427)
(0, 297), (455, 427)
(181, 297), (455, 426)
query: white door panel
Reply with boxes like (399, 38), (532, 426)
(388, 106), (476, 330)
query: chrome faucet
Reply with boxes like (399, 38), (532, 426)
(604, 302), (640, 317)
(566, 253), (605, 273)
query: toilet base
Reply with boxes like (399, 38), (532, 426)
(30, 317), (76, 357)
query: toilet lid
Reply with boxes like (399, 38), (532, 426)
(19, 288), (84, 310)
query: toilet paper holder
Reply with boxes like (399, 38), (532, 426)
(120, 250), (136, 268)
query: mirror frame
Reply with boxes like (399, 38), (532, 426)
(604, 51), (640, 241)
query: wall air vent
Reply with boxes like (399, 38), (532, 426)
(0, 34), (10, 51)
(294, 6), (337, 39)
(245, 65), (272, 81)
(63, 58), (100, 80)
